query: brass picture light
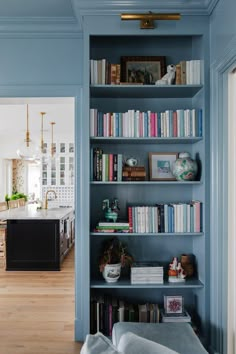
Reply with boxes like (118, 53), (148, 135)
(120, 12), (181, 29)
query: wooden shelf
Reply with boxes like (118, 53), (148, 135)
(90, 137), (203, 144)
(90, 181), (202, 185)
(90, 278), (204, 289)
(90, 232), (204, 237)
(90, 84), (203, 98)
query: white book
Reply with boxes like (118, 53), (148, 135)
(176, 110), (181, 137)
(101, 58), (106, 85)
(90, 108), (95, 137)
(187, 203), (191, 232)
(186, 61), (190, 85)
(191, 109), (196, 137)
(90, 59), (94, 85)
(93, 60), (98, 85)
(135, 110), (140, 138)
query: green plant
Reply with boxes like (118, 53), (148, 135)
(99, 237), (134, 273)
(5, 192), (28, 202)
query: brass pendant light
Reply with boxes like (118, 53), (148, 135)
(16, 104), (38, 161)
(40, 112), (46, 153)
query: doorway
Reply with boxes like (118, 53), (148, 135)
(0, 97), (75, 206)
(0, 94), (79, 345)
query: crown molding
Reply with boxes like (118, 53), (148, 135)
(72, 0), (220, 16)
(0, 16), (82, 36)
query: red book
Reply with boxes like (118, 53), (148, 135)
(140, 112), (143, 137)
(128, 206), (133, 233)
(109, 304), (113, 337)
(173, 111), (177, 137)
(151, 112), (155, 137)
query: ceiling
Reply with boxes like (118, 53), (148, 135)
(0, 0), (219, 32)
(0, 97), (74, 137)
(0, 0), (75, 17)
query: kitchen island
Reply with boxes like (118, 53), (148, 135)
(0, 205), (75, 271)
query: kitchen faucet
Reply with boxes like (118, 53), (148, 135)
(44, 190), (57, 209)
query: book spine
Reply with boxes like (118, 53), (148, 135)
(117, 154), (123, 181)
(175, 63), (181, 85)
(109, 154), (113, 181)
(128, 206), (133, 233)
(110, 64), (117, 85)
(113, 154), (118, 181)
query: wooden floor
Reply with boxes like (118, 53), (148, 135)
(0, 249), (83, 354)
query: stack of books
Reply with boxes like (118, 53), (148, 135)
(131, 262), (164, 284)
(95, 221), (130, 233)
(161, 309), (191, 323)
(122, 166), (146, 181)
(90, 59), (121, 85)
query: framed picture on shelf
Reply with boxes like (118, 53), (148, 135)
(164, 295), (184, 314)
(120, 56), (166, 84)
(149, 152), (177, 181)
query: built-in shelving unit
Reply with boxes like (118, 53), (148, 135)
(80, 30), (209, 344)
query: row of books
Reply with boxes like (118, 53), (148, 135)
(91, 148), (123, 181)
(128, 201), (202, 233)
(90, 59), (121, 85)
(90, 295), (160, 335)
(122, 166), (146, 181)
(131, 262), (164, 284)
(90, 108), (203, 138)
(90, 58), (201, 86)
(175, 60), (201, 85)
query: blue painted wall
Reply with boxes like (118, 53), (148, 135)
(0, 36), (83, 85)
(210, 1), (236, 353)
(210, 0), (236, 62)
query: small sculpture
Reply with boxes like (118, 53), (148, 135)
(102, 198), (120, 222)
(125, 157), (138, 167)
(155, 64), (176, 85)
(168, 257), (186, 282)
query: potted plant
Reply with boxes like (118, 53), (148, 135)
(99, 237), (134, 283)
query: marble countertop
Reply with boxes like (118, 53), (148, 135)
(0, 204), (74, 220)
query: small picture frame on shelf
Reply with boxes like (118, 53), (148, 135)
(120, 56), (166, 84)
(164, 295), (184, 314)
(149, 152), (177, 181)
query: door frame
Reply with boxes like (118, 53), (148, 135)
(210, 43), (236, 354)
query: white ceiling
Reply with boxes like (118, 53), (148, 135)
(0, 97), (74, 138)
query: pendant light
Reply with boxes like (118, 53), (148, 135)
(40, 112), (46, 153)
(50, 121), (56, 158)
(16, 104), (38, 161)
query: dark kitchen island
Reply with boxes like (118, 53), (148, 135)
(0, 205), (75, 270)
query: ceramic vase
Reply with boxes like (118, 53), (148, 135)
(172, 152), (198, 181)
(102, 263), (121, 283)
(180, 254), (194, 277)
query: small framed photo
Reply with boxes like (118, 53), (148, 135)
(149, 152), (177, 181)
(120, 56), (166, 85)
(164, 295), (184, 314)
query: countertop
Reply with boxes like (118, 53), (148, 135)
(0, 204), (74, 220)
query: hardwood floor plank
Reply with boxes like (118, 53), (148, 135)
(0, 248), (83, 354)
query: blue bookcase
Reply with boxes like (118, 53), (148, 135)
(77, 15), (210, 344)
